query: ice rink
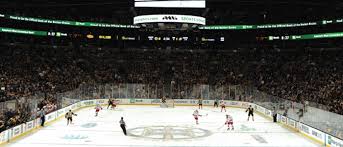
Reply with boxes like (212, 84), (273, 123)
(6, 105), (320, 147)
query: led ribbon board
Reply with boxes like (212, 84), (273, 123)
(0, 27), (67, 37)
(3, 15), (139, 29)
(134, 14), (206, 25)
(2, 13), (342, 30)
(134, 0), (205, 8)
(268, 32), (343, 40)
(199, 19), (343, 30)
(0, 27), (47, 36)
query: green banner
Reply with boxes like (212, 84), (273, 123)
(5, 15), (140, 29)
(199, 25), (255, 30)
(0, 27), (47, 36)
(1, 27), (343, 41)
(268, 32), (343, 40)
(291, 32), (343, 40)
(2, 13), (343, 30)
(199, 19), (343, 30)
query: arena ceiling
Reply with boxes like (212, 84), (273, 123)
(0, 0), (341, 8)
(0, 0), (341, 24)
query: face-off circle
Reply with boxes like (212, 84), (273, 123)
(127, 126), (212, 140)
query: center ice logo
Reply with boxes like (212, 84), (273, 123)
(240, 125), (256, 132)
(81, 123), (97, 128)
(127, 126), (212, 140)
(62, 134), (89, 140)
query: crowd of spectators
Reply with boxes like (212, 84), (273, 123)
(0, 96), (57, 132)
(1, 44), (342, 112)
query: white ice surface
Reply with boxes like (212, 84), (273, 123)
(7, 105), (320, 147)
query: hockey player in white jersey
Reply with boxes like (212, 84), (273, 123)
(225, 114), (234, 130)
(95, 104), (102, 117)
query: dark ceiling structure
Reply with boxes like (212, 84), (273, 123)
(0, 0), (341, 8)
(0, 0), (342, 25)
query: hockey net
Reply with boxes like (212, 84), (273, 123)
(160, 99), (175, 108)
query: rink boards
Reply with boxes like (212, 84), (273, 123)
(0, 98), (342, 147)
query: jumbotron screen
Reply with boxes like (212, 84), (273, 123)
(134, 0), (206, 8)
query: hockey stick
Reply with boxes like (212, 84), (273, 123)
(199, 113), (208, 117)
(217, 123), (225, 130)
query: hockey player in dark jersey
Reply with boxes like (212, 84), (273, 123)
(198, 98), (203, 109)
(214, 98), (219, 108)
(246, 105), (254, 121)
(65, 110), (77, 125)
(107, 98), (113, 109)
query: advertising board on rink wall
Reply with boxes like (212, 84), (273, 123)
(0, 130), (7, 143)
(0, 98), (342, 146)
(287, 118), (296, 128)
(150, 99), (161, 104)
(327, 135), (343, 147)
(129, 98), (145, 104)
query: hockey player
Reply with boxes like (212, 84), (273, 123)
(193, 110), (201, 125)
(246, 105), (254, 121)
(95, 104), (102, 117)
(225, 114), (234, 130)
(161, 96), (166, 103)
(111, 100), (117, 109)
(214, 98), (219, 108)
(198, 98), (203, 109)
(65, 110), (77, 125)
(220, 100), (226, 112)
(107, 98), (113, 109)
